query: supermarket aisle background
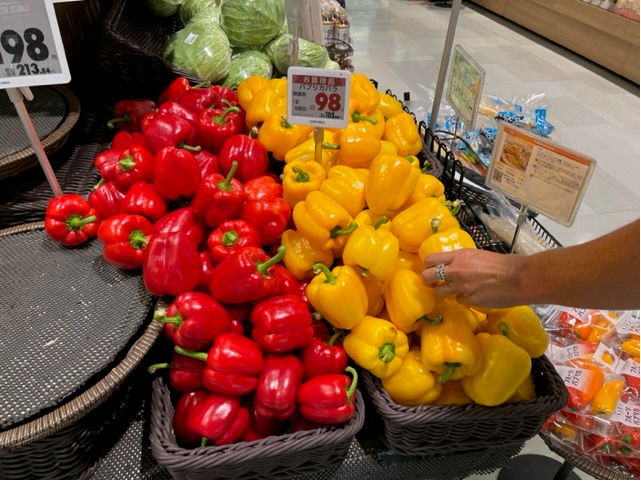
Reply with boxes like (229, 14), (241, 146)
(347, 0), (640, 250)
(345, 0), (640, 479)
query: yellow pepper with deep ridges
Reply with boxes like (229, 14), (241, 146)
(403, 173), (446, 207)
(486, 305), (549, 358)
(245, 86), (286, 129)
(334, 124), (381, 169)
(461, 332), (532, 406)
(434, 380), (472, 405)
(349, 108), (385, 139)
(419, 311), (482, 383)
(343, 315), (409, 379)
(306, 263), (368, 330)
(385, 269), (437, 334)
(362, 276), (385, 316)
(377, 93), (404, 120)
(258, 115), (311, 161)
(342, 215), (399, 281)
(320, 165), (368, 218)
(237, 75), (271, 111)
(382, 348), (442, 406)
(292, 190), (358, 251)
(348, 73), (380, 116)
(383, 111), (422, 157)
(418, 227), (476, 258)
(280, 229), (334, 280)
(282, 159), (326, 208)
(366, 154), (420, 215)
(284, 132), (341, 172)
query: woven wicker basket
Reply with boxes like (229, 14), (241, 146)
(361, 355), (568, 456)
(150, 376), (366, 479)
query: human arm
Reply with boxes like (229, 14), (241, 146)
(422, 219), (640, 310)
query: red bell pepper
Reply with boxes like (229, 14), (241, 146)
(44, 194), (100, 246)
(207, 219), (262, 263)
(254, 353), (304, 421)
(148, 350), (206, 392)
(88, 180), (127, 221)
(97, 213), (153, 270)
(271, 264), (300, 296)
(191, 161), (246, 229)
(94, 148), (122, 182)
(209, 246), (286, 304)
(207, 405), (249, 446)
(158, 77), (195, 105)
(175, 332), (264, 396)
(111, 146), (155, 189)
(301, 331), (348, 380)
(195, 104), (243, 155)
(289, 410), (321, 432)
(141, 111), (196, 154)
(157, 101), (198, 127)
(107, 98), (157, 132)
(218, 127), (269, 183)
(188, 393), (247, 446)
(297, 366), (358, 424)
(243, 174), (283, 200)
(210, 86), (238, 106)
(250, 294), (314, 353)
(173, 390), (210, 444)
(110, 130), (150, 151)
(120, 181), (168, 223)
(240, 175), (291, 246)
(197, 251), (217, 293)
(193, 149), (220, 178)
(153, 206), (207, 248)
(153, 145), (202, 201)
(154, 291), (230, 349)
(242, 398), (286, 441)
(311, 315), (331, 338)
(143, 232), (201, 296)
(226, 304), (252, 335)
(178, 86), (221, 114)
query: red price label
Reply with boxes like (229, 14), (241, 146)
(314, 92), (342, 112)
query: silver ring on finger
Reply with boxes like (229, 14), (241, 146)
(435, 263), (447, 282)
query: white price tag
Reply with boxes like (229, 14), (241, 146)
(0, 0), (70, 88)
(287, 66), (350, 128)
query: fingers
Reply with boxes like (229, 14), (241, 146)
(423, 252), (454, 268)
(422, 263), (449, 286)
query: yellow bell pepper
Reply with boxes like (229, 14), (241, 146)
(433, 297), (480, 333)
(245, 86), (286, 129)
(486, 305), (549, 358)
(419, 311), (482, 383)
(385, 269), (437, 334)
(349, 108), (385, 139)
(365, 154), (420, 215)
(418, 227), (476, 259)
(342, 215), (399, 281)
(269, 77), (287, 97)
(258, 115), (311, 161)
(320, 165), (368, 218)
(362, 276), (385, 316)
(382, 112), (422, 157)
(461, 332), (532, 407)
(379, 140), (398, 156)
(434, 380), (472, 405)
(377, 93), (404, 120)
(282, 159), (326, 208)
(508, 373), (537, 402)
(237, 74), (271, 111)
(334, 124), (381, 169)
(292, 190), (357, 251)
(306, 263), (368, 330)
(280, 229), (334, 280)
(284, 133), (341, 172)
(591, 376), (625, 415)
(343, 315), (409, 379)
(622, 339), (641, 357)
(403, 173), (446, 207)
(348, 73), (380, 116)
(390, 198), (461, 253)
(382, 348), (442, 406)
(354, 209), (389, 229)
(391, 250), (423, 276)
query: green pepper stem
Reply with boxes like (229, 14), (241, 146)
(153, 309), (183, 326)
(107, 113), (131, 129)
(281, 116), (293, 129)
(326, 331), (342, 347)
(430, 217), (441, 235)
(221, 99), (233, 108)
(66, 214), (97, 231)
(248, 126), (259, 140)
(312, 263), (335, 284)
(221, 230), (239, 246)
(129, 229), (149, 249)
(312, 311), (323, 321)
(212, 105), (240, 125)
(405, 156), (416, 164)
(371, 216), (388, 230)
(330, 221), (358, 238)
(178, 142), (201, 152)
(174, 345), (208, 362)
(437, 362), (461, 384)
(449, 199), (461, 216)
(421, 313), (443, 325)
(193, 80), (209, 88)
(344, 366), (359, 401)
(293, 167), (310, 183)
(351, 110), (377, 125)
(118, 155), (136, 171)
(147, 362), (172, 374)
(321, 141), (340, 150)
(93, 178), (105, 189)
(498, 321), (510, 338)
(218, 161), (238, 191)
(379, 343), (396, 364)
(256, 245), (286, 276)
(201, 437), (208, 447)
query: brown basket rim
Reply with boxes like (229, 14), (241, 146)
(0, 223), (162, 448)
(0, 85), (81, 180)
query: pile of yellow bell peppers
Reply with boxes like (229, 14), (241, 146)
(237, 73), (549, 408)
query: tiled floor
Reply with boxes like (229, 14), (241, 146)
(345, 0), (640, 479)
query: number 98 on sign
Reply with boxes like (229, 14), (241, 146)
(287, 66), (351, 129)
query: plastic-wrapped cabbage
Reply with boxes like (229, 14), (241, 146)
(265, 33), (329, 75)
(221, 0), (285, 48)
(223, 51), (273, 88)
(324, 59), (340, 70)
(144, 0), (183, 17)
(164, 20), (232, 83)
(178, 0), (221, 27)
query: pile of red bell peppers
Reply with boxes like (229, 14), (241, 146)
(43, 77), (359, 448)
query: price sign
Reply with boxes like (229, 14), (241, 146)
(0, 0), (70, 89)
(486, 124), (596, 227)
(287, 66), (350, 128)
(446, 44), (485, 128)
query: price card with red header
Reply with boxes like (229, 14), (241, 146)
(0, 0), (70, 89)
(486, 124), (596, 227)
(287, 66), (350, 128)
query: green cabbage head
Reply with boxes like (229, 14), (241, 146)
(223, 51), (273, 88)
(221, 0), (285, 48)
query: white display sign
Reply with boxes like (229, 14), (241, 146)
(0, 0), (70, 89)
(486, 124), (596, 227)
(445, 44), (485, 128)
(287, 66), (350, 129)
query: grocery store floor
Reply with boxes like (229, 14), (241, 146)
(346, 0), (640, 479)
